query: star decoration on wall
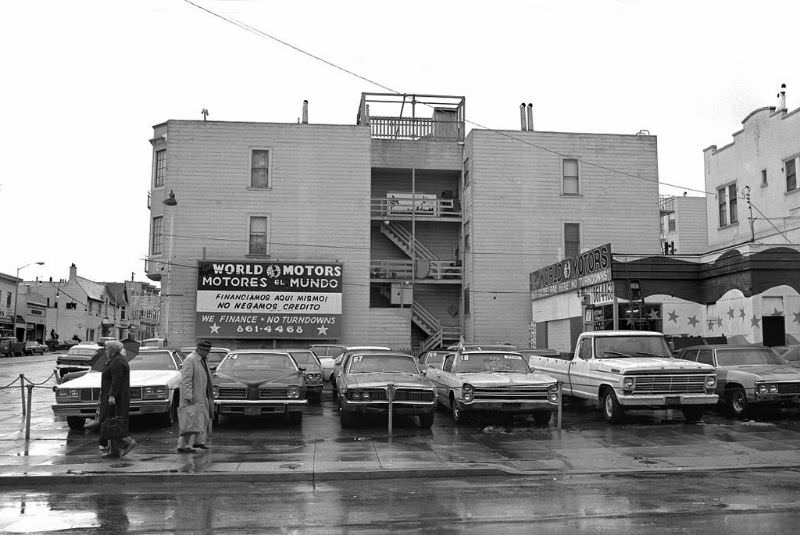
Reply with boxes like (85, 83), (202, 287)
(668, 310), (679, 323)
(688, 315), (699, 328)
(209, 322), (221, 334)
(739, 308), (746, 319)
(317, 325), (329, 335)
(649, 309), (660, 320)
(751, 316), (761, 328)
(727, 308), (736, 319)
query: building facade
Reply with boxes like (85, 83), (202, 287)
(703, 86), (800, 249)
(147, 93), (661, 352)
(659, 194), (708, 255)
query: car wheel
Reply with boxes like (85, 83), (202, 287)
(340, 408), (356, 428)
(682, 407), (703, 423)
(67, 416), (85, 430)
(727, 387), (749, 418)
(288, 411), (303, 425)
(419, 413), (434, 429)
(533, 411), (552, 427)
(450, 394), (466, 424)
(602, 389), (625, 424)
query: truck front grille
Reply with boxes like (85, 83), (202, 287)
(472, 386), (549, 400)
(633, 375), (707, 394)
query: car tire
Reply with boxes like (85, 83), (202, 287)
(67, 416), (85, 430)
(288, 411), (303, 425)
(533, 410), (552, 427)
(602, 388), (625, 424)
(419, 413), (434, 429)
(682, 407), (703, 423)
(340, 408), (356, 428)
(727, 387), (749, 418)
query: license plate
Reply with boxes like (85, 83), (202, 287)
(244, 406), (261, 416)
(665, 396), (680, 407)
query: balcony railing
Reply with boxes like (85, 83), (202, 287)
(358, 93), (465, 142)
(368, 116), (464, 141)
(370, 197), (461, 218)
(371, 259), (462, 281)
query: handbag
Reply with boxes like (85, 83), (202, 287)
(100, 406), (126, 439)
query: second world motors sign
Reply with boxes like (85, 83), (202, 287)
(196, 261), (343, 339)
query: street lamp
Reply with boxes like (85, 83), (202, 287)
(13, 261), (44, 342)
(162, 191), (178, 344)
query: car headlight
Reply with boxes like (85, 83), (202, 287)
(347, 390), (370, 401)
(287, 386), (300, 399)
(142, 385), (169, 400)
(55, 389), (81, 402)
(705, 376), (717, 390)
(462, 383), (474, 402)
(213, 385), (219, 398)
(623, 377), (635, 391)
(547, 384), (560, 403)
(757, 383), (777, 394)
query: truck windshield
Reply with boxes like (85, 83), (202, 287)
(595, 336), (671, 358)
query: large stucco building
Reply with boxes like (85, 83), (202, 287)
(146, 93), (662, 352)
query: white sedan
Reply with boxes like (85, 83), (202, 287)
(51, 348), (183, 430)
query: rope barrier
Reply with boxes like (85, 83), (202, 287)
(21, 370), (56, 386)
(0, 371), (56, 389)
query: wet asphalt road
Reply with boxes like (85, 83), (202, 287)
(2, 354), (800, 533)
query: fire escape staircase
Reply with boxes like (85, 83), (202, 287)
(380, 222), (437, 261)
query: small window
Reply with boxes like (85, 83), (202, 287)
(717, 182), (738, 227)
(786, 158), (797, 192)
(562, 159), (579, 195)
(153, 149), (166, 188)
(251, 149), (271, 188)
(761, 169), (768, 186)
(150, 216), (163, 255)
(463, 158), (470, 187)
(463, 287), (470, 316)
(6, 292), (11, 308)
(249, 216), (269, 256)
(66, 302), (77, 310)
(728, 184), (738, 224)
(668, 214), (676, 232)
(564, 223), (580, 258)
(717, 186), (728, 227)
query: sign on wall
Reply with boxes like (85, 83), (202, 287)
(530, 243), (612, 299)
(196, 261), (343, 339)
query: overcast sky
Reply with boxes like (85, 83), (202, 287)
(2, 0), (798, 285)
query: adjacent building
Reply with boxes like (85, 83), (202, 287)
(659, 194), (708, 255)
(147, 93), (662, 351)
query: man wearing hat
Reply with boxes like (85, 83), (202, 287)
(176, 340), (214, 453)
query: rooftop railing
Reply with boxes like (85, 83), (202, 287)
(358, 93), (465, 142)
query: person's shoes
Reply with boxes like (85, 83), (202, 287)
(192, 444), (209, 449)
(101, 451), (120, 459)
(120, 439), (137, 457)
(176, 446), (195, 453)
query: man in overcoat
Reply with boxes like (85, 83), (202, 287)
(176, 340), (214, 452)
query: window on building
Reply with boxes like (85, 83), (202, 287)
(787, 158), (797, 192)
(463, 287), (470, 315)
(66, 302), (77, 310)
(728, 183), (737, 224)
(717, 183), (738, 227)
(668, 214), (676, 232)
(564, 223), (580, 258)
(153, 149), (166, 188)
(249, 216), (269, 256)
(5, 292), (11, 308)
(251, 149), (271, 188)
(150, 216), (163, 255)
(562, 159), (580, 195)
(761, 169), (768, 186)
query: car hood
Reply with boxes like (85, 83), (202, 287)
(214, 370), (301, 386)
(594, 357), (714, 373)
(55, 370), (179, 388)
(722, 365), (800, 380)
(453, 372), (556, 386)
(346, 372), (432, 389)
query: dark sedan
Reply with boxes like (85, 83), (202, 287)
(213, 350), (307, 425)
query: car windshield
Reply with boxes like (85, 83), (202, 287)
(289, 351), (319, 366)
(348, 354), (419, 374)
(456, 352), (530, 373)
(423, 353), (445, 365)
(219, 353), (297, 372)
(129, 351), (177, 371)
(595, 336), (672, 358)
(67, 347), (100, 357)
(716, 348), (785, 366)
(311, 345), (345, 358)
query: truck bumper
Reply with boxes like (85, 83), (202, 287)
(617, 393), (718, 408)
(52, 401), (172, 418)
(460, 400), (558, 413)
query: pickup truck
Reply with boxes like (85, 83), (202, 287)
(527, 331), (718, 423)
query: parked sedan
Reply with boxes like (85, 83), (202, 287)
(679, 344), (800, 417)
(54, 343), (106, 382)
(179, 346), (230, 372)
(331, 346), (392, 392)
(52, 348), (183, 430)
(24, 341), (47, 355)
(336, 351), (437, 428)
(424, 350), (560, 425)
(309, 344), (346, 382)
(212, 350), (307, 425)
(286, 349), (324, 403)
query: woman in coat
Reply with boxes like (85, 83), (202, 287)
(99, 340), (136, 458)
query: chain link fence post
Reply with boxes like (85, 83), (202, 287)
(19, 374), (26, 416)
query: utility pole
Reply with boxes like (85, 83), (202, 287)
(744, 185), (755, 242)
